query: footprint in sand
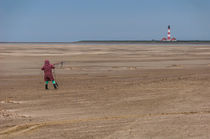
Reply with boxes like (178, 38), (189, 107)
(127, 66), (137, 70)
(168, 64), (183, 69)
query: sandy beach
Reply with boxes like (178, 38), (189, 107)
(1, 43), (210, 139)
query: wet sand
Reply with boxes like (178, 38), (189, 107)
(1, 43), (210, 138)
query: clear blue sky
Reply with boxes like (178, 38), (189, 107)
(0, 0), (210, 42)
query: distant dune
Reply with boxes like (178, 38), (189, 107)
(73, 40), (210, 44)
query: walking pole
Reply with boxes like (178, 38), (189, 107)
(53, 61), (64, 88)
(53, 68), (59, 87)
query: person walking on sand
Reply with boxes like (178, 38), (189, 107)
(41, 60), (57, 90)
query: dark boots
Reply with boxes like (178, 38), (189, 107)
(45, 84), (48, 90)
(45, 83), (57, 90)
(53, 84), (57, 89)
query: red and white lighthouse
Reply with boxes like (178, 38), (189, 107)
(161, 25), (176, 41)
(167, 25), (171, 41)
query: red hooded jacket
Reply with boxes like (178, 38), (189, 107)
(41, 60), (55, 81)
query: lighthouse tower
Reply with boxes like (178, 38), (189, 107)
(167, 25), (171, 41)
(161, 25), (176, 41)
